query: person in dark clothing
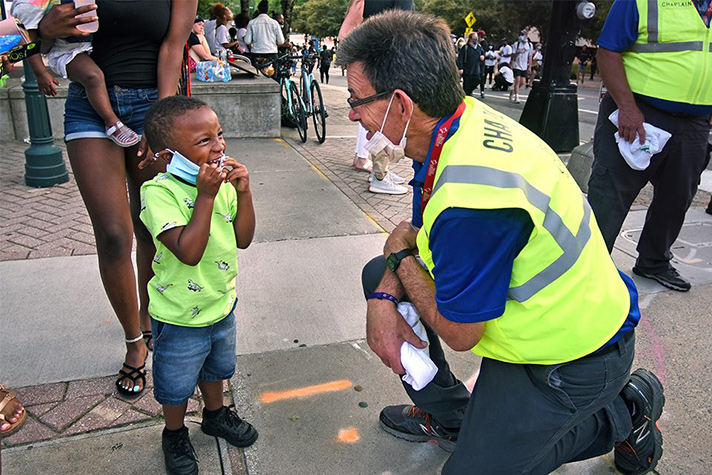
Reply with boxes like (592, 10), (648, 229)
(319, 47), (332, 83)
(456, 32), (485, 97)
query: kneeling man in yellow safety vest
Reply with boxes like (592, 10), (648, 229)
(339, 10), (665, 475)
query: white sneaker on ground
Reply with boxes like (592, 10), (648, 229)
(369, 171), (406, 184)
(515, 94), (520, 104)
(369, 173), (408, 195)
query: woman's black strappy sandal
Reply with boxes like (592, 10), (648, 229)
(115, 334), (147, 397)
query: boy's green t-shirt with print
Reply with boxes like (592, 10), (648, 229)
(140, 173), (239, 327)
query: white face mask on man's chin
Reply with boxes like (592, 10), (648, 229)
(363, 94), (412, 165)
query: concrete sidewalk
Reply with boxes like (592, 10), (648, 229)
(2, 82), (712, 474)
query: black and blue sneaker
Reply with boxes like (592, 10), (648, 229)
(615, 369), (665, 475)
(379, 404), (459, 452)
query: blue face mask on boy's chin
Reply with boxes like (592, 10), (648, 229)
(165, 149), (201, 185)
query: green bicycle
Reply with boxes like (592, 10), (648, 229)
(299, 53), (327, 144)
(253, 53), (308, 143)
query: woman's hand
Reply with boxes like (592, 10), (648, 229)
(38, 2), (97, 40)
(136, 135), (157, 169)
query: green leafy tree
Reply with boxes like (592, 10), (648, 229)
(292, 0), (349, 38)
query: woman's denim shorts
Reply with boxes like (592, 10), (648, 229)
(63, 82), (158, 142)
(151, 313), (237, 406)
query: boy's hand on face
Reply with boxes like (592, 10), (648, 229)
(222, 157), (251, 194)
(197, 163), (227, 198)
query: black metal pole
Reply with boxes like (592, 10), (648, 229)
(519, 0), (588, 153)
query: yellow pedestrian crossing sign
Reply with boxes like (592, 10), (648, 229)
(465, 11), (476, 27)
(464, 27), (473, 36)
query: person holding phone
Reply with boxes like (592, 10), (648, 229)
(12, 0), (140, 147)
(35, 0), (197, 397)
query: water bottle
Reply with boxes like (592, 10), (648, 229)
(74, 0), (98, 33)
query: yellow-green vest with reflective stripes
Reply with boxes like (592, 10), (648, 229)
(621, 0), (712, 105)
(416, 97), (631, 365)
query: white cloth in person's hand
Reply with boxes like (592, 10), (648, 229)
(608, 110), (672, 171)
(397, 302), (438, 391)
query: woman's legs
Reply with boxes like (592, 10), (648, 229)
(125, 144), (167, 349)
(67, 138), (148, 391)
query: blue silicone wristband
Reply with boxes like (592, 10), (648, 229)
(367, 292), (399, 305)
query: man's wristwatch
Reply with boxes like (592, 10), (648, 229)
(386, 248), (413, 273)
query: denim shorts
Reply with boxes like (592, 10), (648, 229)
(63, 82), (158, 142)
(151, 313), (236, 406)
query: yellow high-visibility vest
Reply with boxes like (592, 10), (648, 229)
(416, 98), (631, 364)
(622, 0), (712, 105)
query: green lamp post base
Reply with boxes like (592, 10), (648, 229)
(22, 59), (68, 188)
(24, 144), (68, 187)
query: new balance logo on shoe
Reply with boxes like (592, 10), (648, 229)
(633, 419), (650, 444)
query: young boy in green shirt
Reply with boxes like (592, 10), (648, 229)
(140, 96), (257, 475)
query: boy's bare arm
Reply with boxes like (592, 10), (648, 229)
(158, 163), (226, 265)
(222, 158), (255, 249)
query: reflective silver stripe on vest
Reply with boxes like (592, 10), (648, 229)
(432, 165), (592, 302)
(710, 43), (712, 53)
(647, 0), (658, 43)
(631, 41), (704, 53)
(634, 0), (703, 53)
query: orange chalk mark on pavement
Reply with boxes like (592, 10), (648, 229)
(337, 427), (360, 443)
(259, 379), (353, 404)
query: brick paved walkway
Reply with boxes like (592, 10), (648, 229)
(0, 141), (96, 262)
(0, 373), (224, 448)
(287, 99), (414, 234)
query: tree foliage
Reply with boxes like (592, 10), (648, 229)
(220, 0), (613, 44)
(292, 0), (349, 38)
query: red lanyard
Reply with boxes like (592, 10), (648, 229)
(421, 101), (467, 215)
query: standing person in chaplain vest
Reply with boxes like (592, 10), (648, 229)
(588, 0), (712, 292)
(338, 10), (665, 475)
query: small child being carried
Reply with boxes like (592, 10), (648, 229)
(11, 0), (139, 146)
(140, 96), (257, 474)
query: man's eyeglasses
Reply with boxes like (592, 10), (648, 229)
(347, 91), (392, 109)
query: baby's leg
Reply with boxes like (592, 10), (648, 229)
(66, 53), (119, 128)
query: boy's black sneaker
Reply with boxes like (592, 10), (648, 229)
(201, 405), (258, 448)
(162, 426), (198, 475)
(379, 405), (458, 452)
(615, 369), (665, 475)
(632, 266), (691, 292)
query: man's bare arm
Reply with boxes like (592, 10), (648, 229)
(395, 255), (484, 352)
(597, 47), (646, 143)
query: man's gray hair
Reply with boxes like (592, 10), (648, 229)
(336, 10), (464, 118)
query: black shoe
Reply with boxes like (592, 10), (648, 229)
(480, 92), (485, 98)
(162, 426), (198, 475)
(632, 266), (691, 292)
(615, 369), (665, 475)
(379, 405), (458, 452)
(201, 405), (258, 448)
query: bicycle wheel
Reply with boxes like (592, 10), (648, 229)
(289, 81), (308, 143)
(310, 81), (327, 143)
(280, 80), (295, 128)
